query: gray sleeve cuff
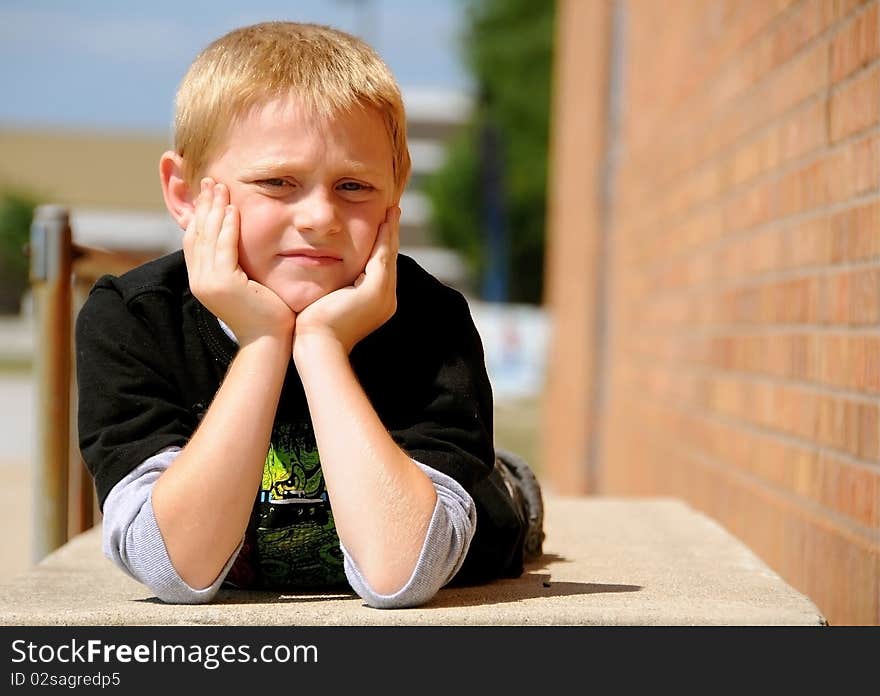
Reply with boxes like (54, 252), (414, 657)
(101, 448), (242, 604)
(341, 459), (477, 609)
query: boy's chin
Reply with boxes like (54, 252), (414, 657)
(279, 285), (334, 314)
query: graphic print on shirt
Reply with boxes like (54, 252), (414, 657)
(227, 420), (346, 589)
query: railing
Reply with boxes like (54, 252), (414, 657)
(28, 204), (156, 562)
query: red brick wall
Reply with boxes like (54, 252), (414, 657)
(543, 0), (880, 625)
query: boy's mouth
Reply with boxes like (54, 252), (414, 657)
(279, 248), (343, 266)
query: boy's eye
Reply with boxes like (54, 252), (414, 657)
(338, 181), (373, 193)
(259, 178), (289, 188)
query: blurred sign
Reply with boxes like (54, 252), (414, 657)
(468, 301), (549, 401)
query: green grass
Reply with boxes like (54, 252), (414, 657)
(494, 396), (543, 477)
(0, 358), (32, 374)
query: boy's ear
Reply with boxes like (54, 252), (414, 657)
(159, 151), (195, 230)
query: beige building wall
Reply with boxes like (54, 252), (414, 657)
(542, 0), (612, 495)
(543, 0), (880, 625)
(0, 129), (169, 211)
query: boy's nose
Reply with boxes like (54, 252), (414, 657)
(292, 189), (340, 235)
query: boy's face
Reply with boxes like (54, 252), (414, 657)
(201, 95), (396, 313)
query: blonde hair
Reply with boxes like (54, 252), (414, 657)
(173, 22), (411, 197)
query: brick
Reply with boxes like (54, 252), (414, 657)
(829, 64), (880, 141)
(858, 401), (879, 459)
(775, 157), (829, 218)
(813, 333), (880, 392)
(830, 3), (880, 81)
(769, 41), (830, 126)
(866, 336), (880, 393)
(817, 268), (880, 325)
(830, 201), (880, 263)
(779, 98), (829, 161)
(849, 268), (880, 324)
(835, 0), (875, 21)
(727, 134), (768, 188)
(822, 271), (848, 324)
(774, 277), (821, 323)
(723, 178), (776, 232)
(761, 0), (837, 77)
(815, 393), (879, 460)
(874, 469), (880, 535)
(784, 214), (833, 267)
(817, 333), (850, 386)
(791, 385), (822, 440)
(790, 333), (816, 378)
(826, 133), (880, 203)
(730, 0), (804, 57)
(819, 452), (879, 526)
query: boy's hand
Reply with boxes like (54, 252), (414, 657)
(293, 206), (401, 356)
(183, 178), (295, 346)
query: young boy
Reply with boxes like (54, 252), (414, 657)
(75, 21), (543, 609)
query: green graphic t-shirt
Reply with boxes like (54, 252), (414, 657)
(224, 420), (346, 590)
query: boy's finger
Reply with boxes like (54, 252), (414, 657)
(187, 180), (212, 279)
(200, 183), (228, 265)
(383, 206), (401, 283)
(214, 204), (240, 271)
(390, 206), (401, 257)
(364, 206), (399, 297)
(382, 208), (400, 313)
(364, 225), (388, 281)
(204, 183), (228, 239)
(183, 183), (210, 275)
(370, 206), (400, 268)
(191, 178), (213, 238)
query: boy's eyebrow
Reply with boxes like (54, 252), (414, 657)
(243, 159), (385, 178)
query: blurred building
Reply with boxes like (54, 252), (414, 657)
(0, 87), (471, 289)
(543, 0), (880, 626)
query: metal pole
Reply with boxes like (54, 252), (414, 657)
(480, 119), (510, 303)
(29, 204), (72, 562)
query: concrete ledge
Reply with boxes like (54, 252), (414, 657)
(0, 496), (826, 626)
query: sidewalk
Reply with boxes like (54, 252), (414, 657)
(0, 496), (826, 626)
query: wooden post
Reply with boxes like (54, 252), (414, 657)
(29, 204), (72, 562)
(69, 275), (96, 537)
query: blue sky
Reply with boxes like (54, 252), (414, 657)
(0, 0), (472, 134)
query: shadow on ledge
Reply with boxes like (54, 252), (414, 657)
(133, 552), (642, 609)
